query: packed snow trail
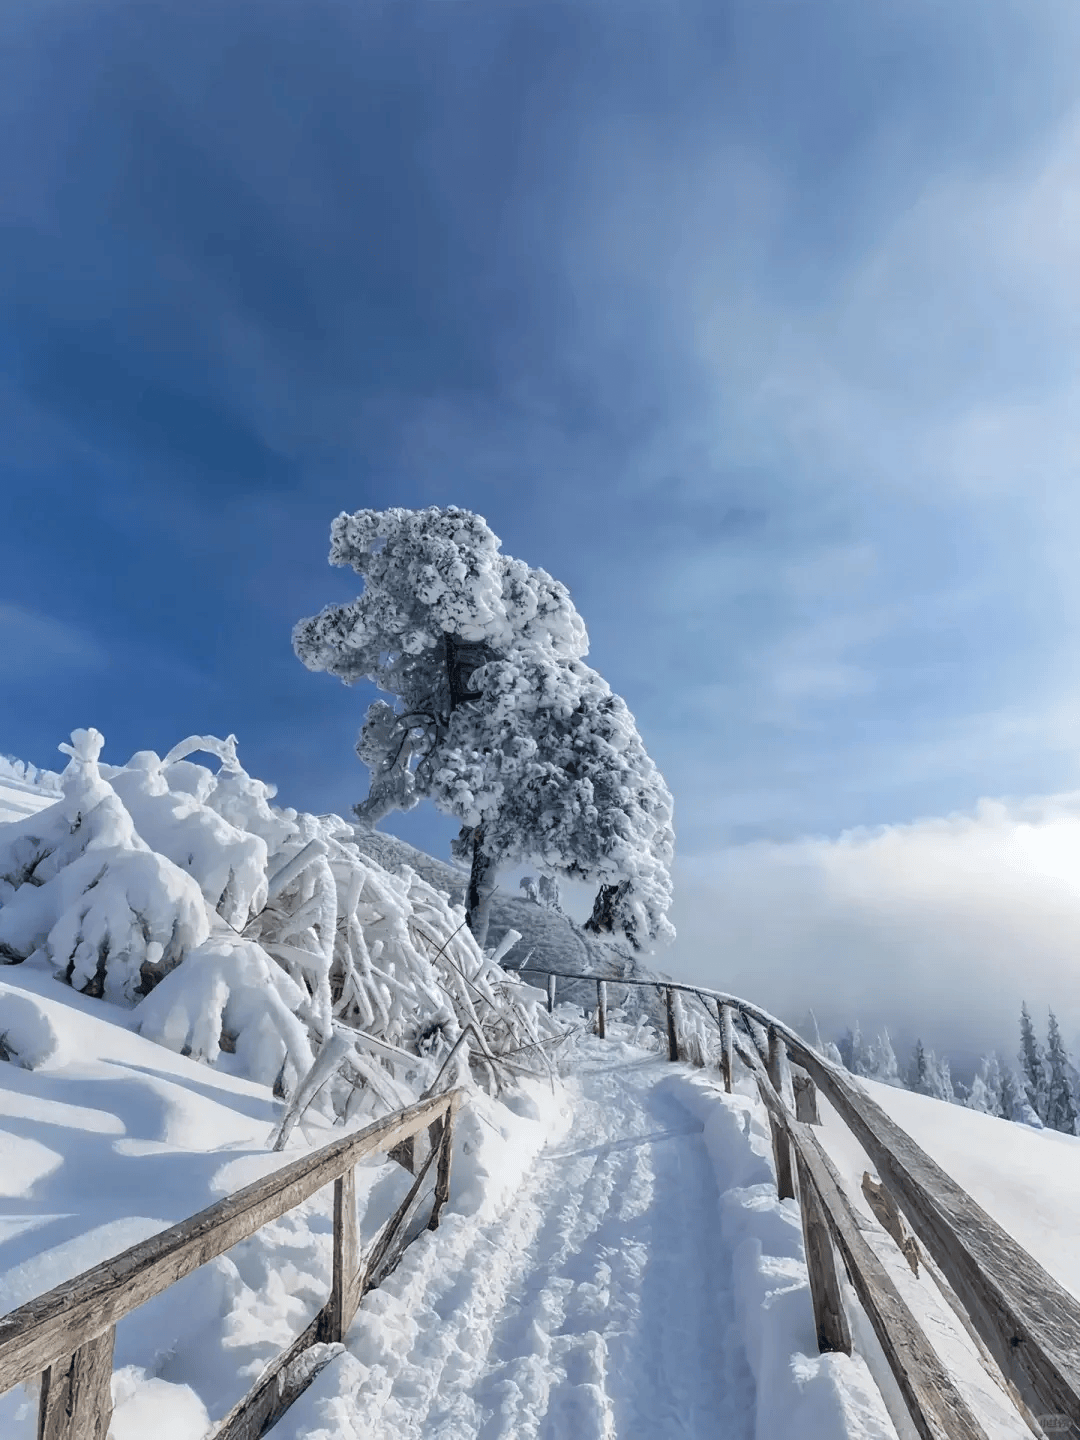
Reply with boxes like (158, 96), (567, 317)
(276, 1047), (757, 1440)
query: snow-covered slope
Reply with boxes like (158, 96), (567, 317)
(5, 742), (1075, 1439)
(0, 959), (898, 1440)
(847, 1079), (1080, 1301)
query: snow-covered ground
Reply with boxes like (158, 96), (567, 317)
(0, 959), (897, 1440)
(3, 746), (1077, 1439)
(822, 1077), (1080, 1306)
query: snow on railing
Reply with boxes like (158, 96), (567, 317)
(0, 1087), (463, 1440)
(521, 966), (1080, 1440)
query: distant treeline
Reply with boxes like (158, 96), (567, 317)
(821, 1003), (1077, 1135)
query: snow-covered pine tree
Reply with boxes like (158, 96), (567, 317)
(933, 1053), (956, 1103)
(1044, 1010), (1078, 1135)
(967, 1053), (1003, 1115)
(867, 1029), (902, 1087)
(996, 1061), (1043, 1126)
(1019, 1002), (1048, 1123)
(907, 1039), (929, 1093)
(294, 506), (675, 949)
(838, 1024), (869, 1075)
(905, 1040), (953, 1100)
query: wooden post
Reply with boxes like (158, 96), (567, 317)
(766, 1030), (795, 1201)
(794, 1073), (820, 1125)
(38, 1327), (115, 1440)
(596, 980), (607, 1040)
(665, 987), (679, 1062)
(322, 1166), (358, 1343)
(718, 1002), (733, 1093)
(546, 973), (556, 1015)
(429, 1099), (456, 1230)
(795, 1152), (852, 1354)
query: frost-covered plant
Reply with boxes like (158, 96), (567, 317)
(0, 727), (562, 1116)
(0, 730), (208, 997)
(294, 505), (675, 950)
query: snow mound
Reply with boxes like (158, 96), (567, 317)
(0, 992), (60, 1069)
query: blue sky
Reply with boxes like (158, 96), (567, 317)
(4, 0), (1080, 919)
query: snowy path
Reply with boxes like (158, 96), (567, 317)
(279, 1052), (756, 1440)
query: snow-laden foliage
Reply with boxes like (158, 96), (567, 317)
(294, 505), (675, 949)
(0, 729), (561, 1116)
(0, 755), (62, 791)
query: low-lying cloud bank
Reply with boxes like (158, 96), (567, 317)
(670, 792), (1080, 1071)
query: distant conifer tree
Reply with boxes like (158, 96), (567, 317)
(1045, 1010), (1078, 1135)
(1019, 1002), (1048, 1122)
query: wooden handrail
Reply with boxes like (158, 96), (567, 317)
(521, 963), (1080, 1434)
(733, 1027), (989, 1440)
(0, 1087), (464, 1440)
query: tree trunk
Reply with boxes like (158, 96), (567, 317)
(445, 634), (489, 710)
(585, 881), (632, 937)
(465, 826), (496, 950)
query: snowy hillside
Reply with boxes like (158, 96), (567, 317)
(3, 736), (1078, 1438)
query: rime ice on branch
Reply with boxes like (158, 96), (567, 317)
(293, 505), (675, 950)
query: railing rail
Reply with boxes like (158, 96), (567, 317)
(521, 964), (1080, 1439)
(0, 1086), (464, 1440)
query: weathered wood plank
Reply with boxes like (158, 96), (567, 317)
(387, 1135), (416, 1174)
(765, 1030), (795, 1201)
(718, 1002), (733, 1094)
(791, 1043), (1080, 1427)
(794, 1124), (990, 1440)
(428, 1092), (458, 1230)
(0, 1089), (459, 1395)
(862, 1172), (919, 1276)
(793, 1073), (820, 1125)
(37, 1326), (114, 1440)
(732, 1028), (988, 1439)
(665, 987), (679, 1062)
(794, 1151), (851, 1355)
(212, 1316), (341, 1440)
(360, 1133), (444, 1294)
(596, 980), (607, 1040)
(321, 1168), (359, 1343)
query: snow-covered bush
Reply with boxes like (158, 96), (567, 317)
(0, 728), (562, 1113)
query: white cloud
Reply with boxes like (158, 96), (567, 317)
(670, 789), (1080, 1072)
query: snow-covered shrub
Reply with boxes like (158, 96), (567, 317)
(0, 730), (208, 999)
(0, 727), (562, 1110)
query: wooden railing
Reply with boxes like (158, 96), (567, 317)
(522, 966), (1080, 1440)
(0, 1086), (463, 1440)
